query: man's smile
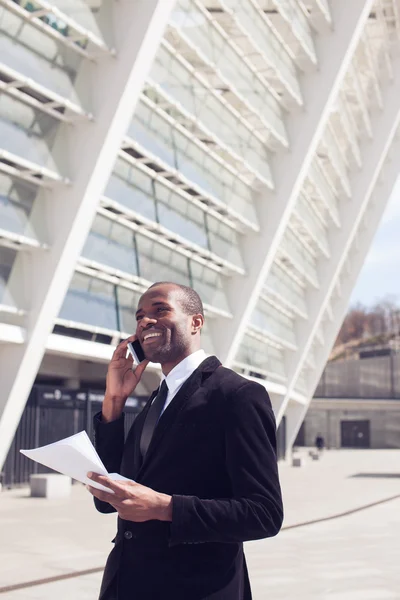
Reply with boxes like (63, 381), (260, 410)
(142, 331), (164, 345)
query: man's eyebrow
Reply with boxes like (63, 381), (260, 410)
(135, 301), (171, 316)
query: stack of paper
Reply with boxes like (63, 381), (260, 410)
(20, 431), (130, 494)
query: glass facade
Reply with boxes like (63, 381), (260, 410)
(0, 0), (397, 458)
(149, 46), (272, 182)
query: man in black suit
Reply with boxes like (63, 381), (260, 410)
(87, 281), (283, 600)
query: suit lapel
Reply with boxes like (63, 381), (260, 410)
(136, 356), (221, 476)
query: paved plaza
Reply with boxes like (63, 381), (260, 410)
(1, 449), (399, 599)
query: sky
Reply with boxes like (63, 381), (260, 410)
(350, 176), (400, 308)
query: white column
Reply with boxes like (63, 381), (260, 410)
(284, 401), (309, 456)
(285, 134), (400, 452)
(0, 0), (177, 469)
(210, 0), (373, 366)
(277, 57), (400, 425)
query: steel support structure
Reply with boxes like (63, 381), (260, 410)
(285, 136), (400, 451)
(209, 0), (373, 367)
(278, 54), (400, 424)
(0, 0), (177, 470)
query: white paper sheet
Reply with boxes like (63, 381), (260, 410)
(20, 431), (130, 494)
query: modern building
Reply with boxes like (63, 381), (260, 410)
(296, 351), (400, 449)
(1, 0), (400, 476)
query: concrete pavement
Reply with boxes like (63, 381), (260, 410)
(1, 449), (399, 599)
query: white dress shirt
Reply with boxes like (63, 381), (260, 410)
(158, 349), (208, 415)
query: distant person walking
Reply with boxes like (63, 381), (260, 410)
(315, 434), (325, 453)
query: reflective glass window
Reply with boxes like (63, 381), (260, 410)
(82, 215), (138, 275)
(106, 160), (157, 222)
(154, 182), (208, 248)
(266, 262), (307, 314)
(136, 234), (191, 286)
(0, 174), (38, 238)
(236, 334), (286, 379)
(172, 0), (287, 140)
(206, 216), (243, 269)
(0, 8), (82, 100)
(0, 95), (60, 171)
(282, 228), (318, 284)
(168, 124), (257, 223)
(251, 301), (296, 345)
(149, 47), (272, 180)
(222, 0), (301, 102)
(295, 194), (329, 255)
(38, 0), (107, 40)
(59, 272), (118, 330)
(129, 102), (176, 168)
(116, 286), (141, 335)
(190, 262), (230, 314)
(0, 247), (17, 305)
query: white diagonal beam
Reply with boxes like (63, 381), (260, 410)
(0, 0), (177, 470)
(209, 0), (373, 366)
(277, 59), (400, 425)
(285, 146), (400, 451)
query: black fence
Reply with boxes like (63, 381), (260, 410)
(315, 354), (400, 399)
(2, 386), (147, 488)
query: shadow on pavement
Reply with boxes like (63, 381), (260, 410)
(349, 472), (400, 479)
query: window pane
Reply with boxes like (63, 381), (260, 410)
(43, 0), (107, 39)
(266, 263), (307, 314)
(106, 162), (157, 222)
(0, 96), (60, 171)
(149, 46), (271, 180)
(0, 247), (17, 305)
(0, 174), (38, 238)
(82, 215), (138, 275)
(136, 234), (191, 285)
(116, 286), (141, 335)
(206, 216), (243, 268)
(59, 272), (118, 331)
(0, 8), (82, 99)
(172, 0), (287, 141)
(129, 101), (176, 168)
(190, 262), (230, 313)
(154, 182), (208, 248)
(236, 334), (286, 379)
(251, 302), (296, 346)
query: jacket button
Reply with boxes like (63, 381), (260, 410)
(124, 531), (133, 540)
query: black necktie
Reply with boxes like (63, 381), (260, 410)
(140, 380), (169, 459)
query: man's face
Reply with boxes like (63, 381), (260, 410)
(135, 285), (197, 364)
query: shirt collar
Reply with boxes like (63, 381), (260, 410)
(161, 349), (208, 397)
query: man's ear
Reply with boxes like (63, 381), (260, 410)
(192, 314), (204, 333)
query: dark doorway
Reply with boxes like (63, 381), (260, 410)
(341, 420), (370, 448)
(294, 421), (305, 446)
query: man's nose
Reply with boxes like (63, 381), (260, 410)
(139, 316), (157, 328)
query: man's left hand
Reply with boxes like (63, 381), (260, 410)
(86, 472), (173, 522)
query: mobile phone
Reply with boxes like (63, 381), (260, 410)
(127, 339), (146, 364)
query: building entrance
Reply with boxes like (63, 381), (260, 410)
(340, 420), (370, 448)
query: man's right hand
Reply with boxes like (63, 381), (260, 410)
(102, 335), (149, 423)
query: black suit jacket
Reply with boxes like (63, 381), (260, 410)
(93, 356), (283, 600)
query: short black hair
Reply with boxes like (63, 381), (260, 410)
(148, 282), (204, 318)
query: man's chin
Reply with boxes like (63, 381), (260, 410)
(144, 346), (167, 363)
